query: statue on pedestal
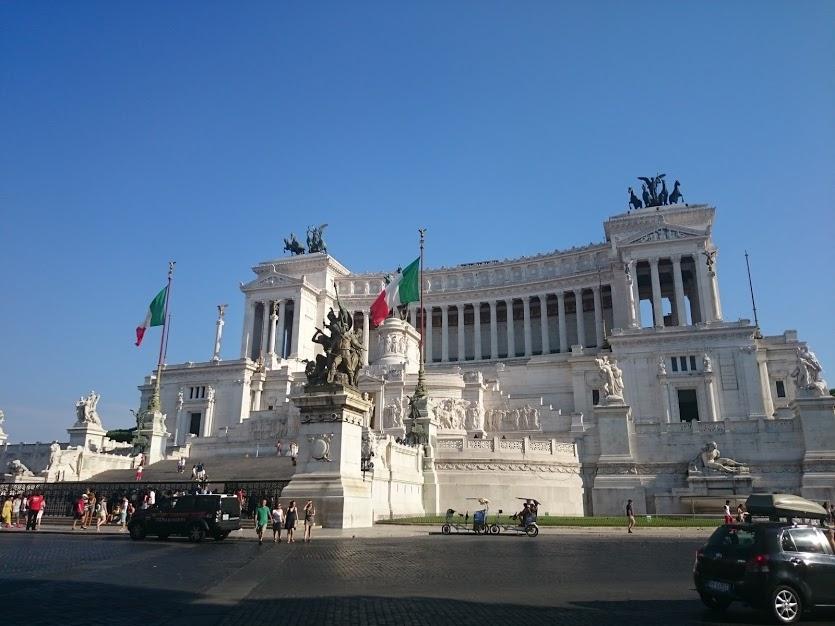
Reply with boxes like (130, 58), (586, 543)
(691, 441), (749, 475)
(306, 224), (328, 254)
(7, 459), (33, 477)
(595, 356), (625, 404)
(75, 391), (102, 427)
(791, 345), (827, 395)
(283, 233), (305, 255)
(0, 409), (5, 438)
(305, 293), (363, 388)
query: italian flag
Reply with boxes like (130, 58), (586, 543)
(370, 257), (420, 327)
(135, 286), (167, 347)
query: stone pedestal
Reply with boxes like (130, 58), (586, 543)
(369, 317), (420, 373)
(67, 422), (107, 451)
(138, 411), (169, 465)
(281, 384), (374, 528)
(793, 391), (835, 502)
(591, 402), (645, 514)
(413, 399), (440, 516)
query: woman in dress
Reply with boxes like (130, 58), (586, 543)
(96, 497), (108, 532)
(284, 500), (298, 543)
(303, 500), (315, 543)
(1, 496), (13, 528)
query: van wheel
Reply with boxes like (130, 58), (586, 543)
(129, 524), (146, 541)
(188, 525), (206, 543)
(699, 592), (731, 612)
(771, 585), (802, 624)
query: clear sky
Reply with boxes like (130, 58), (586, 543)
(1, 1), (833, 443)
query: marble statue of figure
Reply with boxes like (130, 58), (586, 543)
(0, 409), (5, 437)
(702, 354), (713, 373)
(177, 388), (184, 412)
(75, 391), (103, 426)
(47, 441), (61, 470)
(207, 386), (216, 403)
(698, 441), (748, 475)
(466, 403), (485, 430)
(791, 345), (827, 394)
(657, 357), (668, 377)
(595, 356), (625, 403)
(7, 459), (33, 477)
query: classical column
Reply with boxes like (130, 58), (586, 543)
(706, 250), (723, 321)
(557, 292), (567, 353)
(704, 373), (719, 422)
(455, 304), (464, 361)
(267, 301), (278, 357)
(473, 302), (482, 360)
(441, 305), (449, 362)
(276, 300), (286, 358)
(630, 260), (642, 327)
(649, 258), (664, 328)
(505, 298), (516, 358)
(489, 301), (498, 359)
(671, 255), (687, 326)
(290, 298), (301, 358)
(539, 295), (550, 354)
(522, 296), (532, 357)
(592, 286), (603, 347)
(212, 304), (226, 362)
(425, 306), (434, 363)
(362, 310), (370, 366)
(240, 300), (255, 359)
(573, 288), (585, 348)
(260, 300), (271, 357)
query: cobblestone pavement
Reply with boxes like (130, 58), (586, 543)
(1, 528), (834, 626)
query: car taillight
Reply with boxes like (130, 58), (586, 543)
(746, 554), (770, 573)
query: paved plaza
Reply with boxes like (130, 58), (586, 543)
(1, 526), (833, 625)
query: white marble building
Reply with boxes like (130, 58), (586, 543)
(135, 201), (833, 518)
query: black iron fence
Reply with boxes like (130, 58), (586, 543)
(0, 480), (290, 518)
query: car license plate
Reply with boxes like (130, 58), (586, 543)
(222, 514), (229, 521)
(706, 580), (730, 593)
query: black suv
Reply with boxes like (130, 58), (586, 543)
(694, 515), (835, 623)
(128, 494), (241, 543)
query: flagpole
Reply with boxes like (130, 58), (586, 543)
(415, 228), (427, 397)
(149, 261), (175, 413)
(744, 251), (760, 337)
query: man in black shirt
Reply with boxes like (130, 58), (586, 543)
(626, 499), (635, 534)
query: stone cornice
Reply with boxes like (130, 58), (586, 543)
(609, 321), (757, 346)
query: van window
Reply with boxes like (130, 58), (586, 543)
(221, 497), (241, 516)
(788, 529), (826, 554)
(173, 496), (196, 512)
(707, 526), (759, 552)
(194, 496), (221, 512)
(780, 532), (796, 552)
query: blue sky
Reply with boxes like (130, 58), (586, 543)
(1, 1), (832, 443)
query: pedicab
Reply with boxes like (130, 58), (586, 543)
(441, 498), (492, 535)
(490, 497), (541, 537)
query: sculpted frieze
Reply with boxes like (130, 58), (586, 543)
(434, 461), (579, 474)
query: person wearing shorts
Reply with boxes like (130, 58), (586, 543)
(271, 502), (284, 543)
(254, 499), (270, 545)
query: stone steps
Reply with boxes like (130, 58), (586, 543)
(90, 455), (297, 482)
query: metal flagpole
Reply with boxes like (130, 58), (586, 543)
(744, 251), (760, 334)
(415, 228), (427, 397)
(149, 261), (175, 413)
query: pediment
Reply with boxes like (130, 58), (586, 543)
(626, 224), (705, 245)
(241, 270), (304, 291)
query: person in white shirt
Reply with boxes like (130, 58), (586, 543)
(271, 502), (285, 543)
(148, 490), (156, 507)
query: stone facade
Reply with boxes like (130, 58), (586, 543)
(131, 201), (831, 520)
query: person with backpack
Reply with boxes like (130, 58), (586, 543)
(72, 494), (86, 530)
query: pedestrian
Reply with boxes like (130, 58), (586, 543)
(290, 442), (298, 466)
(96, 497), (108, 532)
(1, 496), (13, 528)
(148, 489), (156, 507)
(135, 464), (143, 481)
(120, 495), (129, 531)
(303, 500), (315, 543)
(626, 499), (635, 534)
(723, 500), (733, 525)
(85, 492), (97, 528)
(191, 465), (197, 480)
(26, 490), (44, 531)
(276, 439), (282, 457)
(36, 495), (46, 529)
(271, 501), (285, 543)
(254, 498), (270, 545)
(72, 494), (86, 530)
(285, 500), (298, 543)
(11, 494), (21, 528)
(177, 458), (186, 474)
(736, 502), (746, 523)
(16, 492), (27, 528)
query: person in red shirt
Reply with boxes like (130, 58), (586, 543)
(26, 491), (44, 531)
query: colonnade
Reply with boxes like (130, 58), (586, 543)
(394, 286), (610, 363)
(241, 298), (296, 361)
(625, 253), (721, 329)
